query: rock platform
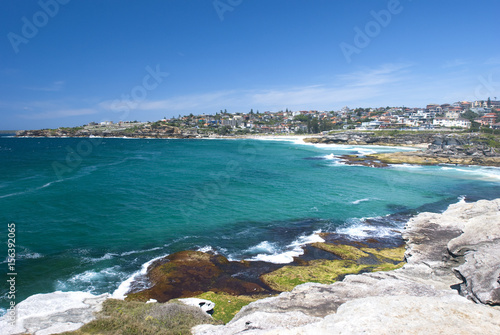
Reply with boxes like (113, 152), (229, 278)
(194, 199), (500, 334)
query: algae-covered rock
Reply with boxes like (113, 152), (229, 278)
(261, 244), (405, 292)
(126, 250), (272, 303)
(261, 260), (371, 291)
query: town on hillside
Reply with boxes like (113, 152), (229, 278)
(16, 99), (500, 138)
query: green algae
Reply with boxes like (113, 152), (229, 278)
(311, 242), (370, 259)
(261, 243), (406, 292)
(261, 259), (372, 292)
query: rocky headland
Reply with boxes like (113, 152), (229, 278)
(1, 199), (499, 334)
(194, 198), (500, 334)
(15, 124), (193, 139)
(304, 132), (500, 167)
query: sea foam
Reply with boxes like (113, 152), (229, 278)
(244, 231), (324, 264)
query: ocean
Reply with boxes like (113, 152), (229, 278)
(1, 136), (499, 314)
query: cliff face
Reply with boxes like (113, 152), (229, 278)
(194, 199), (500, 335)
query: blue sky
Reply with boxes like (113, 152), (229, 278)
(1, 0), (499, 130)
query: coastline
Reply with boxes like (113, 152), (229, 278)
(13, 131), (500, 167)
(1, 137), (500, 334)
(194, 198), (500, 334)
(3, 198), (499, 334)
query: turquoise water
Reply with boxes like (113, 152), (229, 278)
(1, 137), (499, 312)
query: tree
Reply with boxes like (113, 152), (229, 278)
(462, 110), (479, 121)
(487, 97), (491, 108)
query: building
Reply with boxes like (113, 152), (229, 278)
(433, 117), (471, 129)
(476, 113), (498, 127)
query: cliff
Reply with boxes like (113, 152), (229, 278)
(194, 199), (500, 334)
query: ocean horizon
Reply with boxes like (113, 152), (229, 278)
(1, 136), (500, 315)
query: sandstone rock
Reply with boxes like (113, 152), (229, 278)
(193, 311), (321, 335)
(194, 199), (500, 335)
(268, 295), (500, 335)
(0, 291), (109, 335)
(178, 298), (215, 314)
(444, 199), (500, 305)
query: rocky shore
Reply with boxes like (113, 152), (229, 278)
(1, 199), (499, 334)
(305, 132), (500, 167)
(194, 199), (500, 334)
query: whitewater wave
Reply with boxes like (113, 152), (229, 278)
(195, 245), (228, 255)
(82, 253), (119, 263)
(351, 198), (370, 205)
(120, 246), (163, 256)
(392, 164), (500, 182)
(112, 253), (168, 299)
(243, 231), (324, 264)
(56, 266), (129, 294)
(336, 216), (402, 239)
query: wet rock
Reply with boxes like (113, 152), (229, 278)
(126, 250), (275, 302)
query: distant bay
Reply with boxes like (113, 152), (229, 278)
(1, 137), (499, 314)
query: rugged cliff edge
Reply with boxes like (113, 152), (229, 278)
(194, 199), (500, 335)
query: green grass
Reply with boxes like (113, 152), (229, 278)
(61, 299), (221, 335)
(193, 292), (262, 324)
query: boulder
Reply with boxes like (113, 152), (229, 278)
(178, 298), (215, 315)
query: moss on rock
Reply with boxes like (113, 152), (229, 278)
(261, 260), (372, 292)
(261, 243), (406, 292)
(311, 242), (370, 260)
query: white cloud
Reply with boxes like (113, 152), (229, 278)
(20, 108), (98, 120)
(96, 63), (415, 114)
(24, 81), (66, 92)
(443, 59), (468, 68)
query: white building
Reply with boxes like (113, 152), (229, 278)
(433, 117), (470, 128)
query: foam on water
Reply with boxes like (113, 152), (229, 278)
(57, 266), (128, 294)
(244, 231), (324, 264)
(112, 253), (168, 299)
(352, 198), (370, 205)
(120, 246), (162, 256)
(82, 253), (118, 263)
(336, 216), (402, 239)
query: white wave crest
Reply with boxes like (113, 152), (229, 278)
(351, 198), (370, 205)
(112, 253), (168, 299)
(336, 217), (400, 239)
(244, 231), (324, 264)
